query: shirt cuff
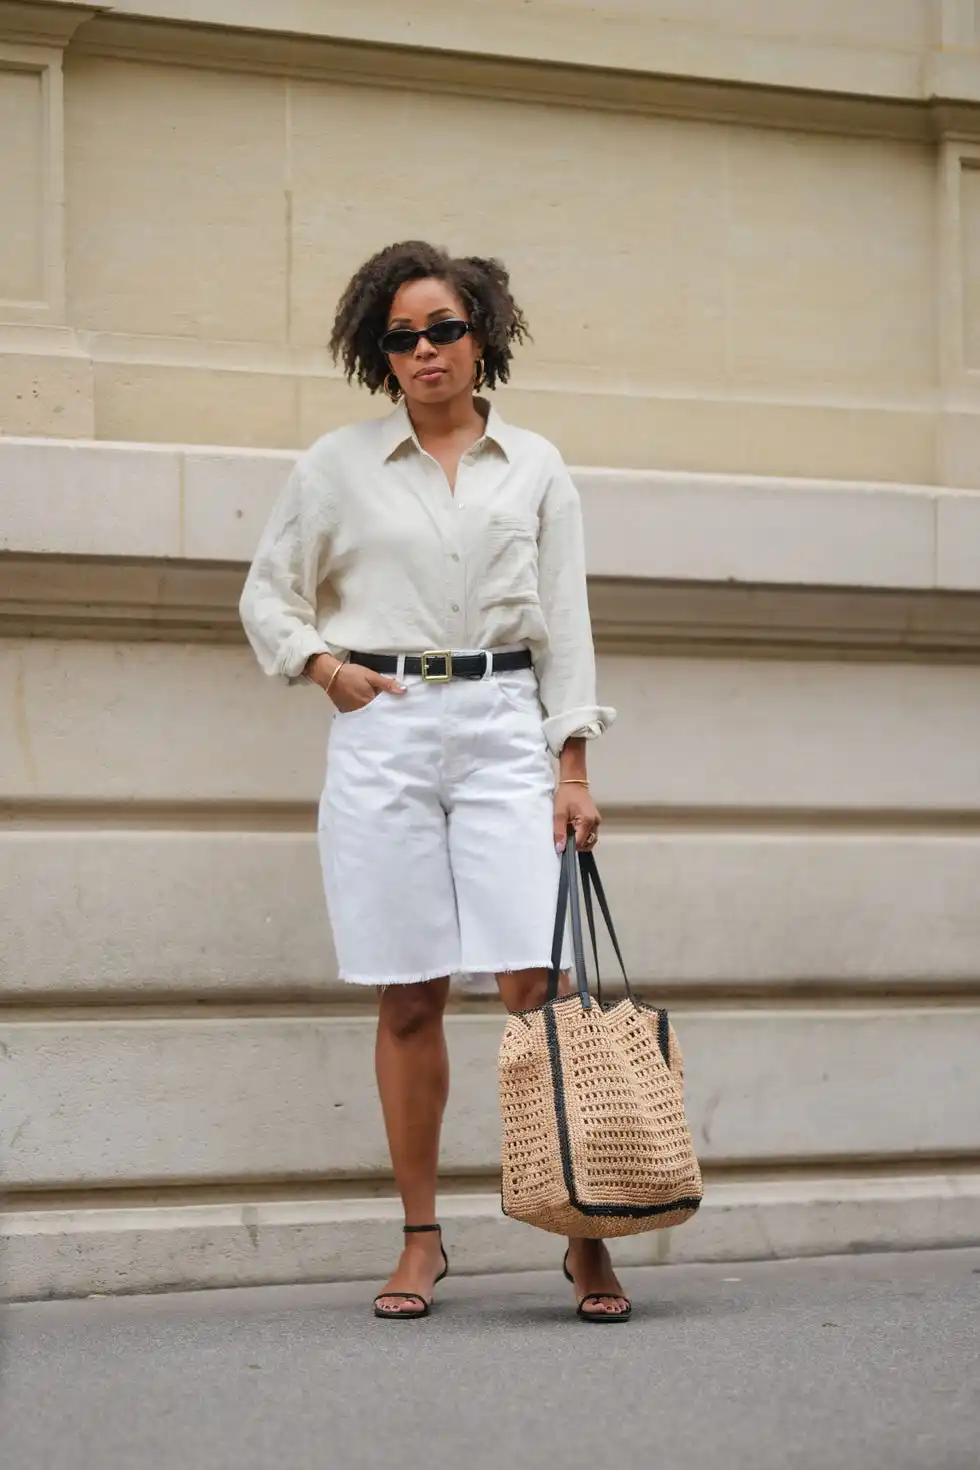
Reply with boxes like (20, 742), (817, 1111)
(277, 627), (333, 683)
(542, 705), (617, 758)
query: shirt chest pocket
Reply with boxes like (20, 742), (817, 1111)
(479, 513), (540, 608)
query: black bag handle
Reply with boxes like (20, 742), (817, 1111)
(548, 834), (591, 1007)
(580, 849), (637, 1010)
(547, 828), (636, 1010)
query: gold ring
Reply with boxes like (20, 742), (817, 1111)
(586, 831), (597, 845)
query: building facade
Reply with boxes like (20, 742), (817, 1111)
(2, 0), (979, 1296)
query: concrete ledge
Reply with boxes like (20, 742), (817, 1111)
(5, 641), (980, 812)
(4, 1172), (979, 1301)
(4, 436), (980, 591)
(3, 1010), (978, 1187)
(5, 828), (980, 998)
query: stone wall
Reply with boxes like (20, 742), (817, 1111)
(1, 1), (979, 1298)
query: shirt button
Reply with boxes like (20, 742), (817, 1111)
(451, 603), (460, 613)
(450, 552), (460, 562)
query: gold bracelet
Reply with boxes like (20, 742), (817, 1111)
(324, 660), (345, 698)
(559, 778), (590, 787)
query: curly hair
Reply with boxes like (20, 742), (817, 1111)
(329, 240), (530, 393)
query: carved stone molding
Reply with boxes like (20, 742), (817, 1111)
(4, 556), (980, 661)
(0, 0), (101, 48)
(63, 10), (977, 145)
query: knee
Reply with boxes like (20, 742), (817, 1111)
(379, 982), (447, 1042)
(499, 967), (556, 1014)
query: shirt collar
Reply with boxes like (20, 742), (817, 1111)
(379, 396), (515, 463)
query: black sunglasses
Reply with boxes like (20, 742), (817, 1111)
(379, 318), (472, 356)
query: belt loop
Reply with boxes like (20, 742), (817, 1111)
(483, 650), (494, 679)
(396, 654), (406, 681)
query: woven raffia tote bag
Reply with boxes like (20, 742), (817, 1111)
(499, 836), (703, 1238)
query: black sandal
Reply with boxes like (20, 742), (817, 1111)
(373, 1224), (449, 1320)
(563, 1248), (632, 1324)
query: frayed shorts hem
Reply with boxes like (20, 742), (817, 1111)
(340, 965), (454, 988)
(340, 959), (555, 988)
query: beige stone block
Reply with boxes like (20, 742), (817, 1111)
(681, 1008), (980, 1161)
(496, 385), (936, 485)
(181, 448), (294, 560)
(580, 831), (980, 989)
(0, 439), (180, 557)
(4, 1173), (978, 1300)
(289, 82), (728, 384)
(4, 828), (980, 998)
(0, 830), (333, 996)
(936, 490), (980, 589)
(2, 1008), (977, 1186)
(0, 641), (328, 803)
(727, 129), (935, 393)
(65, 56), (288, 343)
(286, 87), (935, 466)
(931, 48), (980, 104)
(4, 642), (980, 811)
(632, 2), (931, 49)
(590, 655), (980, 812)
(0, 66), (42, 303)
(939, 0), (980, 46)
(297, 374), (383, 451)
(0, 437), (949, 577)
(93, 361), (297, 448)
(938, 411), (980, 491)
(0, 351), (93, 437)
(318, 0), (932, 56)
(579, 471), (935, 588)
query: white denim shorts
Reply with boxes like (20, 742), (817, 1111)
(318, 664), (562, 986)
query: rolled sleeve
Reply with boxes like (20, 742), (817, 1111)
(541, 707), (616, 759)
(278, 626), (334, 682)
(239, 461), (334, 685)
(534, 452), (617, 756)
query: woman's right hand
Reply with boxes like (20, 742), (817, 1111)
(307, 655), (405, 713)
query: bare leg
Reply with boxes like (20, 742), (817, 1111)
(497, 967), (630, 1317)
(374, 977), (451, 1313)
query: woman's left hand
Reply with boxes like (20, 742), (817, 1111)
(554, 784), (602, 854)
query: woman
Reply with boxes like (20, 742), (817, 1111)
(240, 241), (627, 1321)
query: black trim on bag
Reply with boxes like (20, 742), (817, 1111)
(657, 1008), (671, 1067)
(543, 1005), (703, 1221)
(544, 1004), (577, 1210)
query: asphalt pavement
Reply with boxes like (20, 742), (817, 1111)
(2, 1248), (978, 1470)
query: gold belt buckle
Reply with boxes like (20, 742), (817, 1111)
(420, 649), (453, 682)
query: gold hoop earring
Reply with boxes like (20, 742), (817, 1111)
(473, 359), (486, 392)
(384, 372), (403, 404)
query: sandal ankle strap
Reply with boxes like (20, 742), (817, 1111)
(403, 1223), (441, 1234)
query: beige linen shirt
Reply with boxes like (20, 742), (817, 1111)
(239, 399), (615, 755)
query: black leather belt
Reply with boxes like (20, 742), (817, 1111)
(349, 649), (533, 682)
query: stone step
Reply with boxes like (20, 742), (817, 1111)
(3, 1008), (978, 1188)
(6, 827), (980, 998)
(5, 1171), (979, 1301)
(5, 639), (980, 812)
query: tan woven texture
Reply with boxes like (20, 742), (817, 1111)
(499, 996), (703, 1238)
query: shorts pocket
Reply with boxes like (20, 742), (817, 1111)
(493, 671), (543, 719)
(334, 693), (381, 721)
